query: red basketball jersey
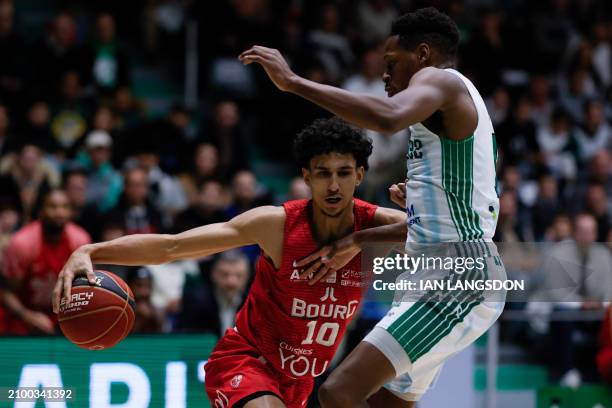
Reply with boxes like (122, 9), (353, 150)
(234, 199), (377, 379)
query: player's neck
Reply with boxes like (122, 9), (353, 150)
(310, 201), (355, 245)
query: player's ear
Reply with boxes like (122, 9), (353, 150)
(302, 168), (311, 186)
(418, 43), (430, 64)
(355, 166), (364, 186)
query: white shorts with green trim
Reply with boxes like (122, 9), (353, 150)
(364, 255), (506, 401)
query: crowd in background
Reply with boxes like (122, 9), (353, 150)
(0, 0), (611, 388)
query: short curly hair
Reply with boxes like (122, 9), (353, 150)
(294, 117), (372, 170)
(391, 7), (459, 60)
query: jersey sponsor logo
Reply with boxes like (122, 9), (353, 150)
(406, 204), (421, 226)
(320, 287), (337, 302)
(278, 346), (330, 377)
(214, 390), (229, 408)
(290, 297), (358, 320)
(407, 138), (423, 160)
(230, 375), (242, 389)
(290, 267), (336, 283)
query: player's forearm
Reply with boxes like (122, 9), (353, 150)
(289, 77), (399, 133)
(78, 234), (177, 265)
(354, 221), (407, 246)
(80, 222), (252, 265)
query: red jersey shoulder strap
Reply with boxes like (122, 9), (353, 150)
(353, 198), (378, 231)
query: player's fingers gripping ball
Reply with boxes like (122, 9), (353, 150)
(58, 270), (135, 350)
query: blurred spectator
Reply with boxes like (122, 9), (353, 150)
(497, 98), (541, 174)
(494, 189), (533, 242)
(75, 130), (122, 212)
(201, 101), (249, 180)
(173, 180), (227, 232)
(559, 69), (597, 123)
(531, 174), (560, 241)
(176, 251), (249, 336)
(127, 267), (163, 333)
(0, 104), (16, 157)
(575, 100), (611, 161)
(1, 189), (90, 334)
(597, 306), (612, 384)
(62, 167), (100, 240)
(537, 106), (579, 181)
(357, 0), (398, 46)
(286, 177), (311, 201)
(342, 47), (384, 96)
(583, 184), (611, 242)
(129, 144), (188, 224)
(113, 86), (143, 131)
(531, 0), (574, 73)
(179, 143), (221, 205)
(0, 0), (28, 112)
(485, 87), (511, 126)
(31, 12), (88, 98)
(87, 13), (130, 95)
(20, 101), (59, 155)
(92, 105), (116, 133)
(306, 3), (355, 84)
(225, 170), (273, 218)
(566, 41), (604, 96)
(147, 258), (200, 331)
(0, 201), (19, 267)
(462, 7), (506, 96)
(545, 213), (573, 242)
(528, 75), (554, 128)
(0, 143), (61, 222)
(107, 167), (163, 234)
(50, 71), (92, 155)
(532, 214), (612, 384)
(591, 21), (611, 91)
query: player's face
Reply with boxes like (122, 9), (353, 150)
(303, 153), (364, 218)
(382, 35), (419, 97)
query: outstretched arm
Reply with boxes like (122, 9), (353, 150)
(297, 205), (407, 285)
(52, 206), (283, 312)
(239, 46), (448, 133)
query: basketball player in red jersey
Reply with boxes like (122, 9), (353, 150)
(52, 117), (405, 408)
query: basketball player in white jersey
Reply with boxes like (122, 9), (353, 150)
(240, 7), (505, 407)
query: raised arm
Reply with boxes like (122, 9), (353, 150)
(239, 46), (449, 133)
(52, 206), (284, 312)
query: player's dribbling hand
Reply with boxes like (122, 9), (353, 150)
(296, 234), (362, 285)
(389, 182), (406, 209)
(238, 46), (298, 92)
(52, 247), (98, 314)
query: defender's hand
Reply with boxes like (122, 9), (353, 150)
(389, 182), (406, 209)
(296, 234), (362, 285)
(52, 248), (97, 314)
(239, 46), (298, 92)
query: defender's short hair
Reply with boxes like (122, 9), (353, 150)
(391, 7), (460, 60)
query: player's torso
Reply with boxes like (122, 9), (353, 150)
(405, 68), (499, 244)
(234, 199), (375, 379)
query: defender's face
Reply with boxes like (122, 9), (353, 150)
(382, 35), (419, 97)
(303, 153), (364, 218)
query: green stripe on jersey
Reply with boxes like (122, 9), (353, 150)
(440, 136), (484, 240)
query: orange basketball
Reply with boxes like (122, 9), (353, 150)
(58, 270), (135, 350)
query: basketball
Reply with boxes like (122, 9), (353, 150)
(58, 270), (136, 350)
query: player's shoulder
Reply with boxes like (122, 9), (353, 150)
(242, 205), (286, 222)
(410, 66), (464, 91)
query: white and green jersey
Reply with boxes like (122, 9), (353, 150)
(405, 68), (499, 244)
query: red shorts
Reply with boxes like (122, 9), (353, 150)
(204, 328), (314, 407)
